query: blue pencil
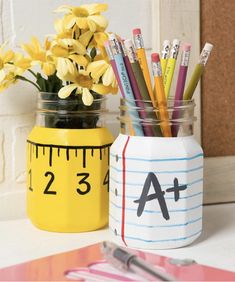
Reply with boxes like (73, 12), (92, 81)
(109, 34), (144, 136)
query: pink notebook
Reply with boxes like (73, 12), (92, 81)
(0, 242), (234, 281)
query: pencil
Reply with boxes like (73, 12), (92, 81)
(124, 39), (162, 137)
(104, 41), (125, 98)
(133, 28), (155, 103)
(160, 40), (171, 77)
(164, 39), (180, 98)
(109, 34), (144, 136)
(183, 42), (213, 100)
(151, 53), (172, 137)
(172, 43), (191, 136)
(120, 40), (153, 136)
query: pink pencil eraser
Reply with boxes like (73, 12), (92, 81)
(133, 28), (142, 35)
(182, 43), (191, 51)
(151, 53), (160, 62)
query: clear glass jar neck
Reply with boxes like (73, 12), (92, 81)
(119, 98), (196, 137)
(36, 92), (107, 129)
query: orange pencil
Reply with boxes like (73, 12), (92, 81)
(151, 53), (172, 137)
(133, 28), (155, 103)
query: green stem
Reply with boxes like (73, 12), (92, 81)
(16, 75), (41, 91)
(27, 69), (38, 79)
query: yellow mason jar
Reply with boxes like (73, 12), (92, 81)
(27, 92), (113, 232)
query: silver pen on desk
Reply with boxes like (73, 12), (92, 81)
(101, 241), (177, 281)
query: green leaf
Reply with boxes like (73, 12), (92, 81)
(36, 74), (47, 92)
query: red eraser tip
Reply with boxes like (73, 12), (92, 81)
(182, 43), (191, 51)
(151, 53), (160, 62)
(133, 28), (141, 35)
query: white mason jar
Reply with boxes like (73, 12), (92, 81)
(109, 99), (203, 249)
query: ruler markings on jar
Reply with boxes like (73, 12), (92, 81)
(27, 140), (112, 168)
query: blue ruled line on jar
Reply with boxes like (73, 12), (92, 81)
(110, 165), (203, 174)
(110, 189), (203, 200)
(110, 228), (202, 243)
(110, 152), (203, 162)
(109, 213), (202, 228)
(110, 201), (202, 213)
(110, 176), (203, 188)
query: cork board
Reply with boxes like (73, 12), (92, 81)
(201, 0), (235, 157)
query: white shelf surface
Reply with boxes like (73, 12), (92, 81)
(0, 203), (235, 272)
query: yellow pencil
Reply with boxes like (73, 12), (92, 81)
(151, 53), (172, 137)
(133, 28), (155, 103)
(160, 40), (170, 77)
(164, 39), (180, 98)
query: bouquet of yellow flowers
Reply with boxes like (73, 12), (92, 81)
(0, 3), (117, 119)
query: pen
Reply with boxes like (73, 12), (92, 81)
(101, 241), (177, 281)
(164, 39), (180, 98)
(133, 28), (155, 103)
(109, 34), (144, 136)
(183, 42), (213, 100)
(172, 43), (191, 136)
(160, 40), (171, 77)
(151, 53), (172, 137)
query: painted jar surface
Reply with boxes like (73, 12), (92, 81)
(27, 93), (113, 232)
(109, 99), (203, 249)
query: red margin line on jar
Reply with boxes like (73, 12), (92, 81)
(121, 135), (130, 246)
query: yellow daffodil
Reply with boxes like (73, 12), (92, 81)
(0, 62), (26, 92)
(51, 38), (86, 56)
(58, 67), (117, 105)
(21, 37), (56, 76)
(13, 53), (31, 70)
(87, 60), (116, 88)
(54, 3), (108, 32)
(0, 72), (16, 92)
(0, 47), (14, 83)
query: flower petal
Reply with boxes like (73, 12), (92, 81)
(51, 45), (69, 57)
(76, 17), (88, 29)
(42, 62), (56, 76)
(59, 39), (86, 55)
(102, 66), (115, 86)
(91, 84), (111, 94)
(93, 32), (108, 46)
(79, 30), (93, 47)
(69, 54), (88, 67)
(72, 7), (89, 17)
(63, 14), (77, 29)
(3, 50), (14, 63)
(87, 19), (97, 32)
(87, 60), (108, 80)
(88, 15), (108, 29)
(56, 57), (68, 77)
(82, 88), (93, 105)
(58, 84), (78, 99)
(54, 5), (72, 13)
(81, 4), (108, 15)
(31, 37), (41, 53)
(54, 18), (63, 34)
(0, 69), (6, 83)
